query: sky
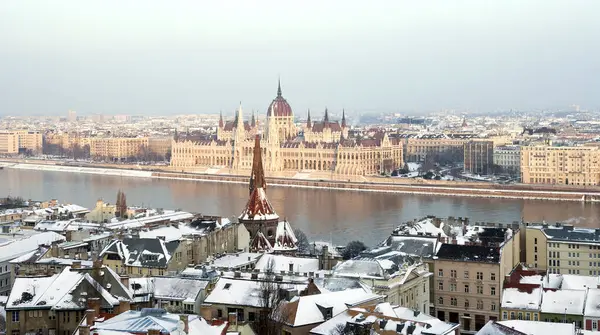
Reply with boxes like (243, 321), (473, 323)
(0, 1), (599, 117)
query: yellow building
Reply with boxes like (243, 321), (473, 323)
(500, 287), (542, 322)
(90, 137), (149, 160)
(170, 82), (403, 176)
(85, 199), (116, 223)
(524, 224), (600, 275)
(401, 134), (472, 163)
(0, 131), (19, 154)
(520, 145), (600, 186)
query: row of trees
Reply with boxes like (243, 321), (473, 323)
(42, 143), (171, 162)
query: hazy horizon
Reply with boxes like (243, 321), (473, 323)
(1, 1), (599, 117)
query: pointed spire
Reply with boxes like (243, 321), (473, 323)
(249, 135), (266, 195)
(342, 109), (347, 128)
(324, 108), (329, 126)
(219, 111), (224, 128)
(306, 109), (312, 128)
(277, 77), (282, 97)
(251, 111), (256, 127)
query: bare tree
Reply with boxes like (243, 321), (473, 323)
(294, 229), (311, 254)
(0, 312), (6, 333)
(116, 190), (127, 218)
(329, 323), (349, 335)
(255, 257), (286, 335)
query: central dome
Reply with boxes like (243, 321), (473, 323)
(267, 80), (293, 117)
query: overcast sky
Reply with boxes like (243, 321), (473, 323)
(1, 1), (599, 117)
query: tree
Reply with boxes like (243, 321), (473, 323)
(255, 257), (285, 335)
(116, 190), (127, 218)
(294, 228), (310, 254)
(342, 240), (367, 260)
(329, 323), (349, 335)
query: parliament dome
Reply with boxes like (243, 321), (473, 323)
(267, 80), (293, 117)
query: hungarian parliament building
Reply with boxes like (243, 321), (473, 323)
(170, 82), (404, 177)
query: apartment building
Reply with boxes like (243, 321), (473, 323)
(148, 137), (172, 158)
(0, 131), (19, 154)
(89, 137), (149, 160)
(400, 134), (471, 163)
(520, 145), (600, 186)
(433, 230), (520, 334)
(494, 145), (521, 177)
(524, 224), (600, 275)
(15, 130), (43, 153)
(464, 140), (494, 175)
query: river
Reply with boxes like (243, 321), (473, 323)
(1, 168), (600, 247)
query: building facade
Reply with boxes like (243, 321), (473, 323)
(464, 140), (494, 175)
(0, 130), (42, 154)
(494, 145), (521, 177)
(0, 131), (19, 154)
(170, 82), (403, 176)
(401, 134), (473, 163)
(520, 145), (600, 186)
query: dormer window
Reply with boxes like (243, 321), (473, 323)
(224, 283), (232, 290)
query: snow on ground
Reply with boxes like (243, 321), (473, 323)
(9, 163), (153, 178)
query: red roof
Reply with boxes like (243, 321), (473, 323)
(267, 80), (293, 117)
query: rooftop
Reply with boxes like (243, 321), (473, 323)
(540, 289), (585, 315)
(434, 244), (500, 263)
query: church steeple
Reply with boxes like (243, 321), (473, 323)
(251, 112), (256, 128)
(342, 109), (347, 128)
(249, 135), (266, 195)
(324, 108), (330, 128)
(277, 78), (282, 97)
(306, 109), (312, 129)
(219, 111), (224, 128)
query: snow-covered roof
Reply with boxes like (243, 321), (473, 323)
(208, 252), (262, 270)
(540, 289), (586, 315)
(254, 254), (319, 274)
(91, 309), (226, 335)
(498, 320), (575, 335)
(239, 187), (279, 221)
(0, 231), (65, 263)
(584, 288), (600, 318)
(138, 219), (232, 242)
(333, 259), (388, 279)
(280, 288), (382, 327)
(274, 220), (298, 251)
(129, 277), (208, 301)
(100, 238), (179, 268)
(560, 275), (600, 290)
(6, 266), (131, 310)
(34, 219), (101, 232)
(104, 211), (194, 231)
(501, 288), (542, 311)
(203, 277), (306, 308)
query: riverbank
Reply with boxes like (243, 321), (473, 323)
(2, 160), (600, 202)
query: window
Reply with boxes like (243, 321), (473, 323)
(438, 282), (444, 291)
(217, 309), (223, 318)
(451, 297), (457, 306)
(477, 286), (483, 294)
(49, 310), (56, 320)
(477, 272), (483, 280)
(490, 287), (496, 296)
(490, 273), (496, 281)
(502, 312), (508, 320)
(534, 246), (538, 253)
(12, 311), (19, 322)
(533, 313), (538, 321)
(451, 270), (457, 278)
(438, 269), (443, 277)
(525, 313), (531, 321)
(464, 271), (469, 279)
(593, 320), (597, 330)
(224, 283), (232, 290)
(465, 299), (470, 308)
(518, 312), (523, 320)
(438, 297), (443, 305)
(534, 238), (538, 244)
(510, 312), (515, 319)
(450, 283), (456, 292)
(248, 312), (256, 322)
(464, 284), (469, 293)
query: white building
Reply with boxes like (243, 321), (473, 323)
(493, 145), (521, 178)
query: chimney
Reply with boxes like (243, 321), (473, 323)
(148, 329), (161, 335)
(87, 298), (100, 316)
(179, 315), (189, 334)
(93, 259), (103, 269)
(228, 312), (238, 331)
(79, 325), (90, 335)
(120, 275), (130, 288)
(119, 300), (131, 313)
(199, 304), (213, 321)
(85, 309), (96, 327)
(51, 243), (59, 257)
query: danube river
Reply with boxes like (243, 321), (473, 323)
(2, 168), (600, 247)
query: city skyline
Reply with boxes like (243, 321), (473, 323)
(1, 1), (599, 116)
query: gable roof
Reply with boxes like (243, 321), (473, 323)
(6, 266), (131, 311)
(100, 238), (179, 268)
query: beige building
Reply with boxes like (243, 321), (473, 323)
(433, 231), (520, 334)
(401, 134), (471, 163)
(524, 224), (600, 275)
(520, 145), (600, 186)
(0, 131), (19, 154)
(148, 137), (172, 159)
(89, 137), (149, 160)
(85, 199), (117, 223)
(494, 145), (521, 177)
(0, 130), (42, 154)
(171, 82), (403, 176)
